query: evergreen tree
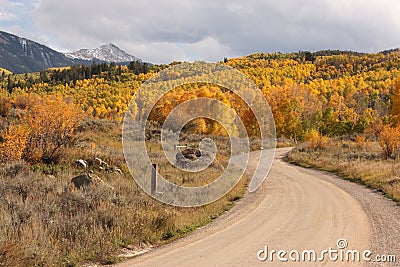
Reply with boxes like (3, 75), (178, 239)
(40, 71), (49, 82)
(7, 75), (13, 94)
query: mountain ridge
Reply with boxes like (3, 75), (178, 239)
(0, 31), (141, 74)
(0, 30), (89, 73)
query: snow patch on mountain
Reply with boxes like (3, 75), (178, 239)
(65, 43), (139, 63)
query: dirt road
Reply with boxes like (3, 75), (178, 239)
(117, 148), (400, 266)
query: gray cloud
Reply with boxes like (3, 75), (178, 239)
(30, 0), (400, 63)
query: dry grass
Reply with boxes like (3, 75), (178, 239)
(0, 118), (248, 266)
(285, 140), (400, 203)
(145, 133), (229, 187)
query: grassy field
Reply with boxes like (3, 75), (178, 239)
(0, 118), (248, 266)
(285, 140), (400, 204)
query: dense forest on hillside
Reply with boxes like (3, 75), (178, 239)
(1, 50), (399, 141)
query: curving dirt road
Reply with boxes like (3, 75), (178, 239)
(116, 148), (400, 267)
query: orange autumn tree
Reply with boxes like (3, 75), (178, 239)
(23, 95), (84, 162)
(304, 129), (329, 151)
(379, 125), (400, 159)
(0, 94), (84, 163)
(378, 77), (400, 159)
(150, 85), (238, 136)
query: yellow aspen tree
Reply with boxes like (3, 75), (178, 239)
(391, 77), (400, 123)
(0, 125), (30, 162)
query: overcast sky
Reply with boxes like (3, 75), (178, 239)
(1, 0), (400, 63)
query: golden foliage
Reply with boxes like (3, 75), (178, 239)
(23, 95), (84, 162)
(0, 124), (30, 162)
(305, 129), (329, 150)
(354, 133), (366, 143)
(392, 77), (400, 123)
(1, 51), (400, 140)
(354, 133), (367, 149)
(150, 85), (238, 136)
(0, 94), (84, 163)
(14, 93), (41, 110)
(379, 125), (400, 159)
(0, 67), (11, 74)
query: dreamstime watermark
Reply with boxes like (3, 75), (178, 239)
(257, 238), (397, 263)
(122, 62), (276, 207)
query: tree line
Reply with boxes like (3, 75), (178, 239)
(0, 60), (150, 93)
(0, 51), (399, 142)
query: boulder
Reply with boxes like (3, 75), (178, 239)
(181, 148), (201, 159)
(176, 148), (212, 169)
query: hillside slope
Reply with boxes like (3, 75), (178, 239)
(0, 31), (89, 73)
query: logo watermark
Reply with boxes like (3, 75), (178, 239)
(257, 239), (396, 263)
(122, 62), (276, 207)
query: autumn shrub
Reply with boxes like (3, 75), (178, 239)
(379, 125), (400, 159)
(0, 161), (30, 177)
(0, 124), (30, 163)
(354, 133), (367, 149)
(23, 95), (84, 162)
(14, 93), (41, 110)
(365, 121), (384, 141)
(0, 95), (84, 163)
(0, 96), (11, 117)
(304, 129), (329, 150)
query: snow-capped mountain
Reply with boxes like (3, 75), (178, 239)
(65, 43), (139, 63)
(0, 31), (144, 73)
